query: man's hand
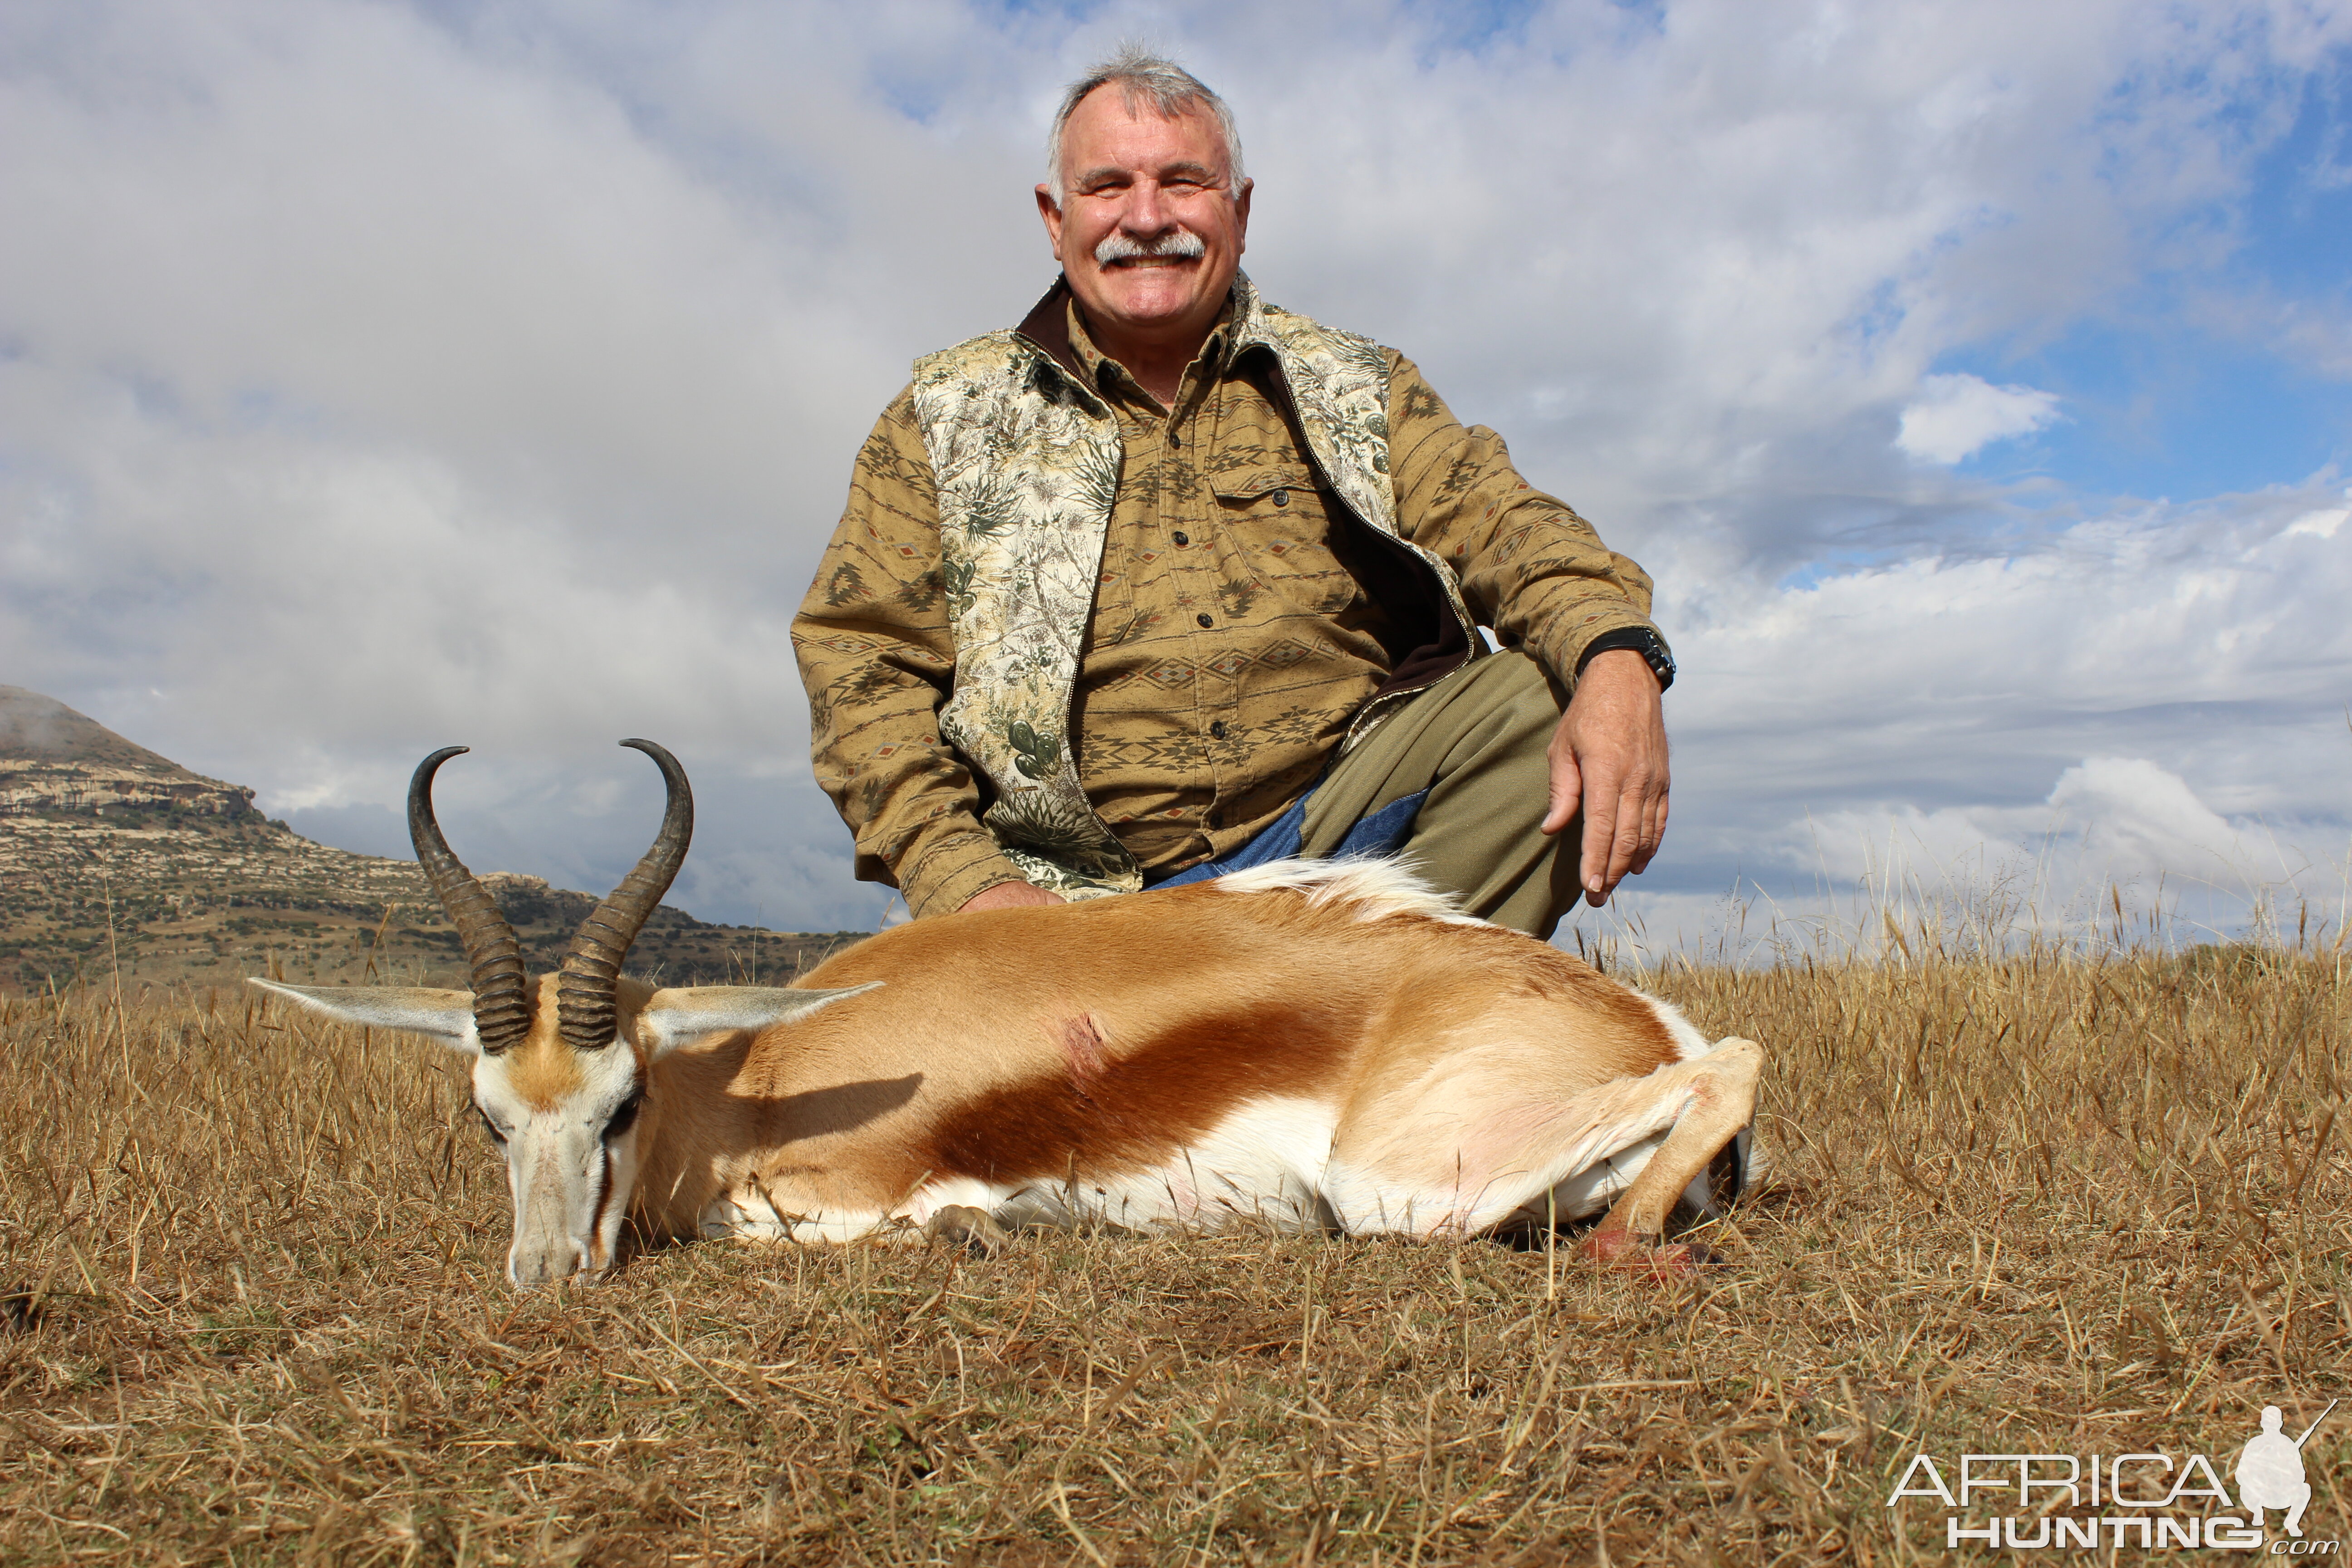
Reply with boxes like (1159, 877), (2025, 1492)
(1542, 648), (1669, 906)
(959, 880), (1068, 914)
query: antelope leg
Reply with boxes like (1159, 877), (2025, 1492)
(1580, 1038), (1762, 1270)
(924, 1205), (1012, 1256)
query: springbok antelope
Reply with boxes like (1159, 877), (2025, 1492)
(251, 741), (1763, 1288)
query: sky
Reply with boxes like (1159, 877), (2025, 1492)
(2, 0), (2347, 953)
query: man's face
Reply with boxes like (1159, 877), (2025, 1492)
(1037, 87), (1251, 352)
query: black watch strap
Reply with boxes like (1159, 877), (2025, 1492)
(1574, 627), (1675, 692)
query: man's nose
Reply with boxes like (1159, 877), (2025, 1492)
(1119, 178), (1174, 234)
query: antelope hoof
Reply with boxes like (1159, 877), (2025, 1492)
(924, 1205), (1010, 1256)
(1578, 1228), (1712, 1279)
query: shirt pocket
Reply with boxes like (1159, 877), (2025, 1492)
(1213, 466), (1357, 617)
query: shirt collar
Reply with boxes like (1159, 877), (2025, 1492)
(1063, 292), (1240, 402)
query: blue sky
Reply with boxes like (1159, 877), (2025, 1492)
(1, 0), (2346, 949)
(1942, 58), (2350, 500)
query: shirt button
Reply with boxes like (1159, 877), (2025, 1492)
(1272, 489), (1289, 508)
(1196, 612), (1214, 628)
(1168, 428), (1182, 448)
(1207, 808), (1223, 828)
(1209, 720), (1228, 739)
(1171, 530), (1190, 547)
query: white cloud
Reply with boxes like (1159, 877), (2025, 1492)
(0, 0), (2346, 936)
(1895, 372), (2065, 464)
(1575, 744), (2347, 965)
(1595, 483), (2352, 951)
(2047, 756), (2250, 872)
(1800, 758), (2254, 887)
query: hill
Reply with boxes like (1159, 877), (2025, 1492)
(1, 684), (255, 816)
(0, 687), (863, 996)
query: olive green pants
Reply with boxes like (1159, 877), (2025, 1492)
(1298, 651), (1581, 940)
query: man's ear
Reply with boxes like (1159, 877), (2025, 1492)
(636, 982), (884, 1059)
(247, 979), (481, 1054)
(1036, 183), (1066, 263)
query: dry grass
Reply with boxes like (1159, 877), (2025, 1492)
(0, 933), (2346, 1564)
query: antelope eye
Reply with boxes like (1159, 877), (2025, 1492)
(476, 1107), (508, 1145)
(603, 1092), (644, 1140)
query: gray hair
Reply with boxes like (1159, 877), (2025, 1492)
(1044, 45), (1245, 204)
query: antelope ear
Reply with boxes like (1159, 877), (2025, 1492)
(247, 979), (482, 1053)
(636, 981), (884, 1059)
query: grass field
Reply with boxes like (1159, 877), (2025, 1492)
(0, 920), (2345, 1564)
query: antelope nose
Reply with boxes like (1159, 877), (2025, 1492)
(507, 1242), (584, 1289)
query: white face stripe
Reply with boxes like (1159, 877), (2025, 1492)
(472, 1044), (645, 1287)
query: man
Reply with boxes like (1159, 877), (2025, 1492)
(2236, 1406), (2315, 1537)
(794, 48), (1673, 939)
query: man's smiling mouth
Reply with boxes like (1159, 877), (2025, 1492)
(1094, 230), (1208, 268)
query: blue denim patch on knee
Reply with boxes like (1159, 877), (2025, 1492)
(1149, 787), (1430, 890)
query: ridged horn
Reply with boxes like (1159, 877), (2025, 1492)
(408, 747), (532, 1054)
(555, 740), (694, 1052)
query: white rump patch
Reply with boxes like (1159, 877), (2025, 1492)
(1211, 857), (1479, 926)
(1635, 992), (1715, 1060)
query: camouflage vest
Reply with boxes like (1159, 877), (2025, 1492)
(907, 274), (1479, 900)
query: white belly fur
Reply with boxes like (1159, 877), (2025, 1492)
(695, 1085), (1713, 1244)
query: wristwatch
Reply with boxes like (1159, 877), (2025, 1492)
(1574, 627), (1676, 692)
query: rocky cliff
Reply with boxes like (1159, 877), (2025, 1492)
(0, 687), (862, 995)
(1, 686), (256, 818)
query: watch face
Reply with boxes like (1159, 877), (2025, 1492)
(1638, 634), (1675, 687)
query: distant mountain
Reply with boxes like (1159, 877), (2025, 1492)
(0, 686), (862, 996)
(1, 686), (256, 817)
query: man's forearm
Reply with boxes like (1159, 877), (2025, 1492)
(794, 615), (1029, 917)
(887, 820), (1034, 919)
(797, 389), (1040, 918)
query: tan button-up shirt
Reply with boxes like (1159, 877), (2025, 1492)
(795, 294), (1663, 917)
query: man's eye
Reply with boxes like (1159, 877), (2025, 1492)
(604, 1093), (644, 1141)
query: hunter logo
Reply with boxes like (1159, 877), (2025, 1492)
(2240, 1405), (2333, 1540)
(1887, 1401), (2338, 1553)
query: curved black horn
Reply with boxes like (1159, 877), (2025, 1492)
(408, 747), (532, 1054)
(555, 740), (693, 1051)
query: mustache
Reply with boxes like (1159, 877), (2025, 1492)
(1094, 229), (1207, 266)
